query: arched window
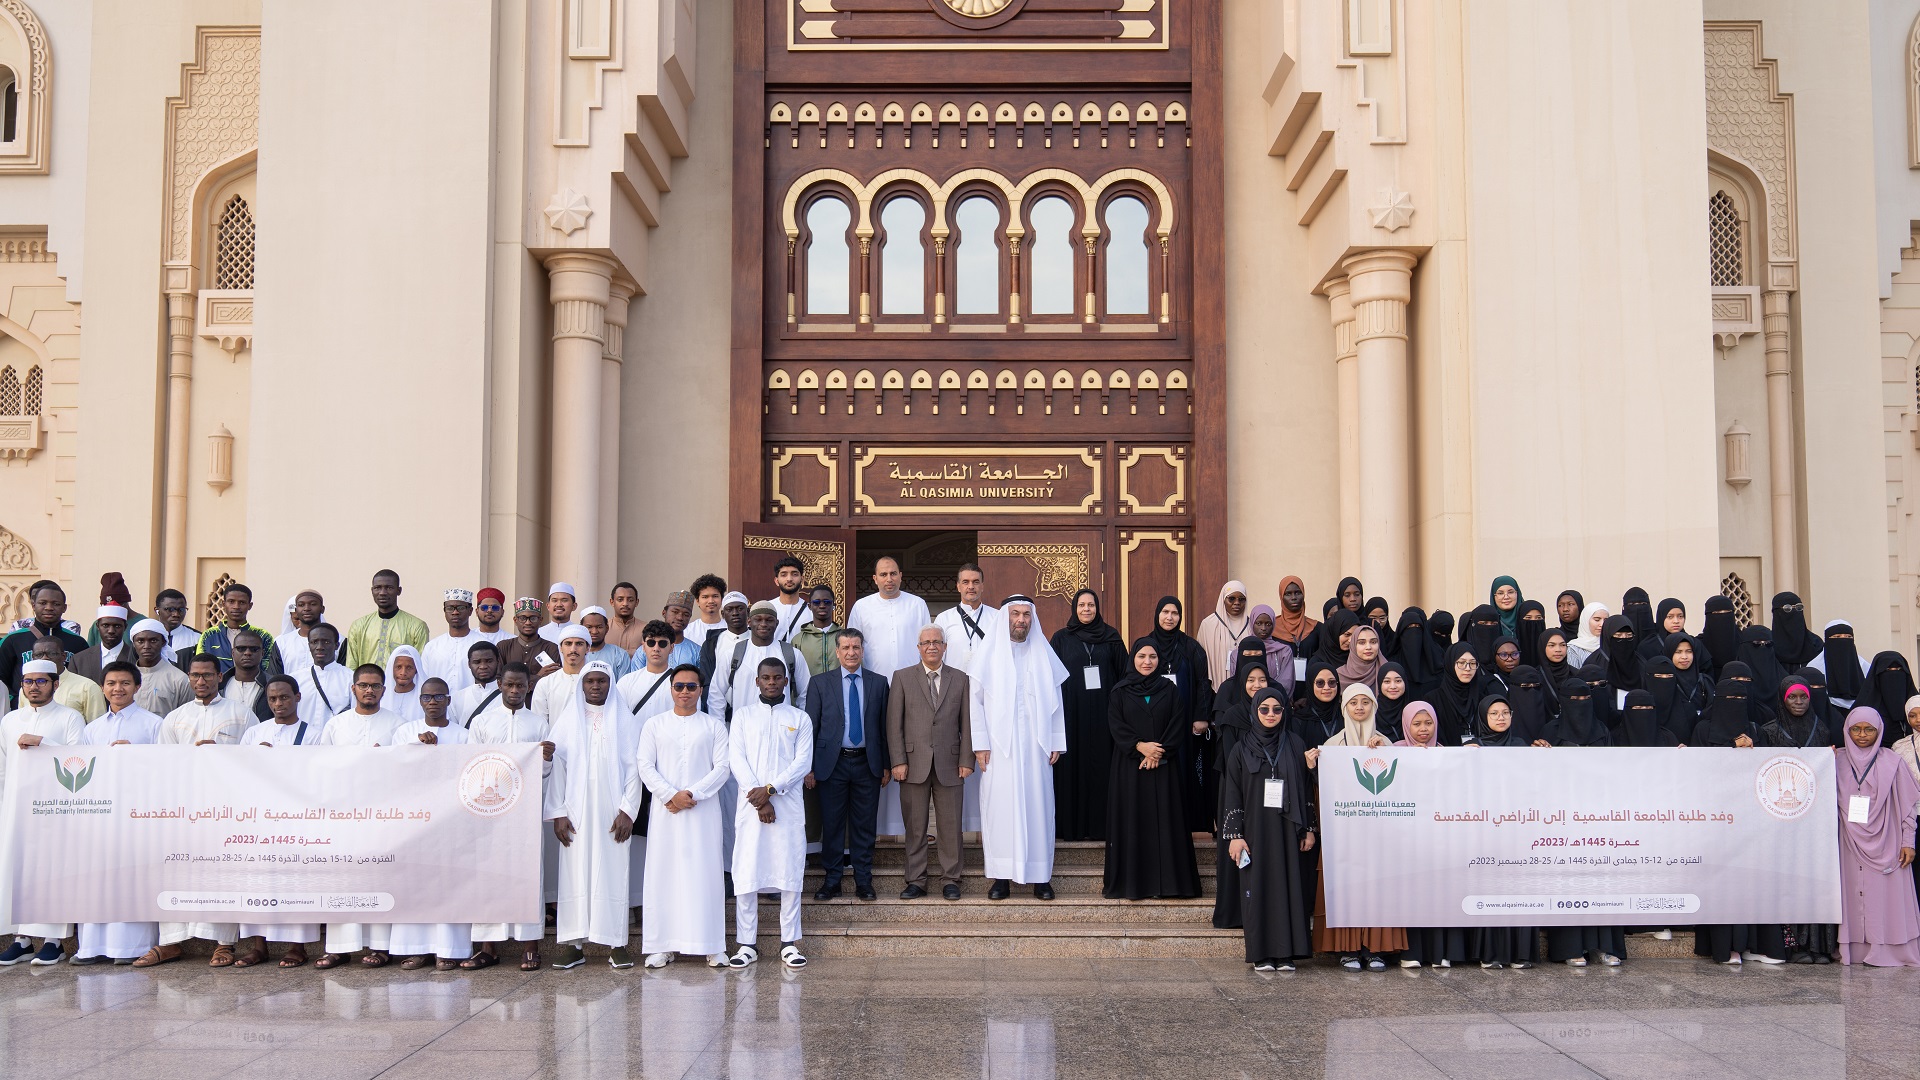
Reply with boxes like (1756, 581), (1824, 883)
(878, 196), (926, 316)
(214, 194), (255, 290)
(1027, 195), (1076, 316)
(1708, 190), (1742, 287)
(1103, 195), (1151, 315)
(804, 196), (853, 316)
(1, 67), (16, 145)
(23, 366), (39, 415)
(0, 367), (17, 414)
(953, 196), (1001, 316)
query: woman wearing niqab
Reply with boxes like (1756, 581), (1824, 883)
(1515, 600), (1547, 668)
(1463, 605), (1503, 668)
(1616, 688), (1678, 747)
(1601, 614), (1643, 696)
(1620, 588), (1655, 641)
(1505, 666), (1553, 744)
(1542, 682), (1626, 968)
(1692, 678), (1788, 964)
(1642, 657), (1698, 743)
(1700, 595), (1739, 678)
(1812, 620), (1866, 709)
(1835, 708), (1920, 966)
(1427, 610), (1455, 650)
(1051, 588), (1128, 841)
(1857, 652), (1918, 747)
(1391, 608), (1445, 702)
(1219, 688), (1315, 970)
(1769, 591), (1822, 669)
(1465, 695), (1539, 968)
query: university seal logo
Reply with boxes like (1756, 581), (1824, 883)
(458, 752), (524, 818)
(1353, 757), (1396, 795)
(53, 755), (95, 793)
(1755, 755), (1816, 821)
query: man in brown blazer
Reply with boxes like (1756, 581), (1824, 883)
(885, 625), (974, 900)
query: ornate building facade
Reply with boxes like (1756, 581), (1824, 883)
(2, 0), (1919, 651)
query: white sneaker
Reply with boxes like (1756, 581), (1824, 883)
(1399, 959), (1421, 969)
(704, 953), (730, 968)
(1721, 955), (1743, 965)
(1437, 959), (1451, 968)
(1746, 952), (1785, 965)
(643, 952), (673, 969)
(1653, 929), (1673, 940)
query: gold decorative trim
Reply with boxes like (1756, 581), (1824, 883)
(743, 534), (846, 606)
(1117, 445), (1188, 515)
(1118, 529), (1187, 636)
(768, 445), (839, 515)
(788, 0), (1165, 50)
(851, 446), (1102, 515)
(978, 542), (1089, 600)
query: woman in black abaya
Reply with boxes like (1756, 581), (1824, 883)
(1691, 677), (1787, 964)
(1144, 596), (1217, 831)
(1052, 588), (1128, 841)
(1292, 661), (1344, 746)
(1393, 607), (1445, 702)
(1762, 674), (1830, 749)
(1642, 657), (1698, 743)
(1465, 696), (1539, 968)
(1542, 682), (1626, 967)
(1699, 595), (1738, 678)
(1435, 642), (1482, 746)
(1857, 651), (1918, 746)
(1103, 638), (1201, 901)
(1374, 661), (1413, 742)
(1220, 687), (1316, 971)
(1816, 620), (1866, 712)
(1506, 666), (1553, 744)
(1769, 591), (1823, 670)
(1210, 657), (1271, 929)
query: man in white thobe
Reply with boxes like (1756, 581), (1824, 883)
(293, 622), (352, 734)
(467, 665), (553, 970)
(72, 662), (163, 965)
(616, 622), (677, 909)
(314, 663), (403, 968)
(275, 589), (327, 676)
(538, 581), (581, 644)
(933, 563), (998, 674)
(848, 558), (930, 836)
(419, 588), (481, 693)
(637, 665), (731, 968)
(546, 662), (642, 970)
(0, 660), (86, 967)
(763, 555), (813, 646)
(451, 640), (503, 726)
(232, 675), (323, 967)
(726, 658), (813, 969)
(970, 596), (1069, 901)
(532, 624), (592, 719)
(135, 654), (254, 967)
(707, 602), (809, 722)
(388, 679), (475, 969)
(129, 618), (192, 716)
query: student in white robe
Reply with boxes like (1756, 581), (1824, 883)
(230, 675), (323, 967)
(0, 660), (87, 967)
(381, 644), (426, 721)
(725, 657), (813, 969)
(532, 625), (593, 718)
(388, 679), (475, 970)
(464, 664), (554, 970)
(275, 590), (327, 675)
(580, 606), (637, 681)
(451, 639), (503, 726)
(538, 581), (581, 644)
(128, 618), (192, 716)
(708, 601), (810, 721)
(547, 661), (643, 970)
(419, 588), (481, 693)
(763, 556), (813, 646)
(295, 622), (352, 733)
(134, 654), (254, 967)
(313, 663), (403, 968)
(933, 563), (998, 674)
(617, 621), (678, 907)
(69, 662), (164, 965)
(970, 596), (1070, 901)
(637, 665), (732, 968)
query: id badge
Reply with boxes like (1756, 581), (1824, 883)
(1166, 672), (1177, 686)
(1082, 665), (1102, 690)
(1848, 795), (1870, 823)
(1293, 658), (1307, 683)
(1263, 778), (1285, 808)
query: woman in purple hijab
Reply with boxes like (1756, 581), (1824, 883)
(1836, 707), (1920, 966)
(1246, 605), (1295, 696)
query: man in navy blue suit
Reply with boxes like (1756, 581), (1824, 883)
(806, 628), (890, 901)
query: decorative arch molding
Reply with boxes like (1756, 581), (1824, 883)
(781, 164), (1174, 243)
(1908, 12), (1920, 168)
(1704, 21), (1796, 291)
(0, 0), (51, 174)
(162, 28), (259, 279)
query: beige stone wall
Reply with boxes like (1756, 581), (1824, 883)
(1881, 233), (1920, 657)
(0, 234), (76, 613)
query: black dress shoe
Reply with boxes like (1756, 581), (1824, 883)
(813, 882), (841, 902)
(1033, 881), (1055, 901)
(988, 879), (1010, 901)
(899, 884), (927, 900)
(856, 883), (877, 902)
(943, 884), (961, 901)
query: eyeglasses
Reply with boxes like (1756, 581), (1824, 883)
(671, 681), (701, 692)
(354, 682), (384, 691)
(420, 693), (449, 701)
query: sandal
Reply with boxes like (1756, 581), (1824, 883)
(209, 944), (236, 968)
(230, 947), (269, 969)
(360, 951), (390, 968)
(131, 944), (182, 968)
(435, 958), (459, 972)
(520, 948), (542, 972)
(459, 950), (499, 971)
(398, 955), (430, 971)
(279, 947), (309, 969)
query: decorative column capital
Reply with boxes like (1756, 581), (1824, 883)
(1325, 277), (1357, 362)
(1342, 250), (1418, 344)
(544, 252), (617, 345)
(603, 278), (636, 363)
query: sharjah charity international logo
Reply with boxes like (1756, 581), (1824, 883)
(1755, 754), (1816, 821)
(458, 752), (524, 818)
(1353, 756), (1397, 795)
(53, 755), (96, 793)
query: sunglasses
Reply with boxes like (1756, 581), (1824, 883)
(644, 639), (672, 648)
(671, 681), (701, 692)
(1256, 704), (1284, 714)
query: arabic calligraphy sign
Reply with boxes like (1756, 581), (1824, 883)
(851, 446), (1102, 515)
(4, 744), (543, 925)
(1318, 747), (1840, 928)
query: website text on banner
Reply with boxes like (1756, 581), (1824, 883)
(3, 744), (543, 925)
(1320, 746), (1841, 928)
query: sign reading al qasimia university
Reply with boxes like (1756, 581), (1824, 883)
(1319, 747), (1841, 928)
(1, 745), (543, 926)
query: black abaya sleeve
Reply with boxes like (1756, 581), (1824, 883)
(1219, 753), (1250, 839)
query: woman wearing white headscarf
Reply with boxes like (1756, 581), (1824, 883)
(1566, 602), (1611, 669)
(1197, 580), (1253, 689)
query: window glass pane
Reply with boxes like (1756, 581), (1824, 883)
(805, 197), (852, 316)
(1104, 196), (1150, 315)
(879, 197), (926, 315)
(1028, 196), (1075, 315)
(954, 197), (1001, 316)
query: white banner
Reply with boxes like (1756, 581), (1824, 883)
(1320, 746), (1841, 927)
(4, 744), (542, 925)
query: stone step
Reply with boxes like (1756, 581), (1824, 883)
(795, 921), (1247, 959)
(829, 836), (1218, 870)
(798, 895), (1217, 926)
(804, 865), (1215, 898)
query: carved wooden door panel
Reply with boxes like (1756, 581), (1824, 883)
(976, 529), (1104, 641)
(739, 522), (856, 615)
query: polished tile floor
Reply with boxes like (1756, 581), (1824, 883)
(0, 955), (1912, 1080)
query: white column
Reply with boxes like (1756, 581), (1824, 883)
(598, 277), (633, 592)
(1762, 288), (1798, 593)
(545, 252), (616, 600)
(162, 287), (196, 590)
(1326, 277), (1360, 575)
(1345, 250), (1419, 606)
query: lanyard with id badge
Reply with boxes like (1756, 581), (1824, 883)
(1079, 642), (1102, 691)
(1240, 742), (1289, 869)
(1847, 749), (1880, 825)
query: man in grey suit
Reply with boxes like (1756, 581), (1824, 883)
(885, 625), (974, 900)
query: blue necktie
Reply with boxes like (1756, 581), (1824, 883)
(847, 672), (863, 747)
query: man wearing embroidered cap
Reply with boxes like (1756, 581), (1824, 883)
(420, 588), (481, 693)
(546, 660), (643, 969)
(532, 624), (594, 719)
(579, 605), (637, 681)
(538, 582), (581, 645)
(69, 604), (130, 683)
(498, 596), (563, 689)
(971, 595), (1070, 901)
(662, 589), (701, 669)
(345, 569), (430, 669)
(0, 658), (87, 967)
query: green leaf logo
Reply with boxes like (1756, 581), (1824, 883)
(1353, 757), (1396, 795)
(54, 755), (95, 793)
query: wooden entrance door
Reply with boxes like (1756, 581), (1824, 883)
(739, 521), (856, 616)
(976, 529), (1105, 641)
